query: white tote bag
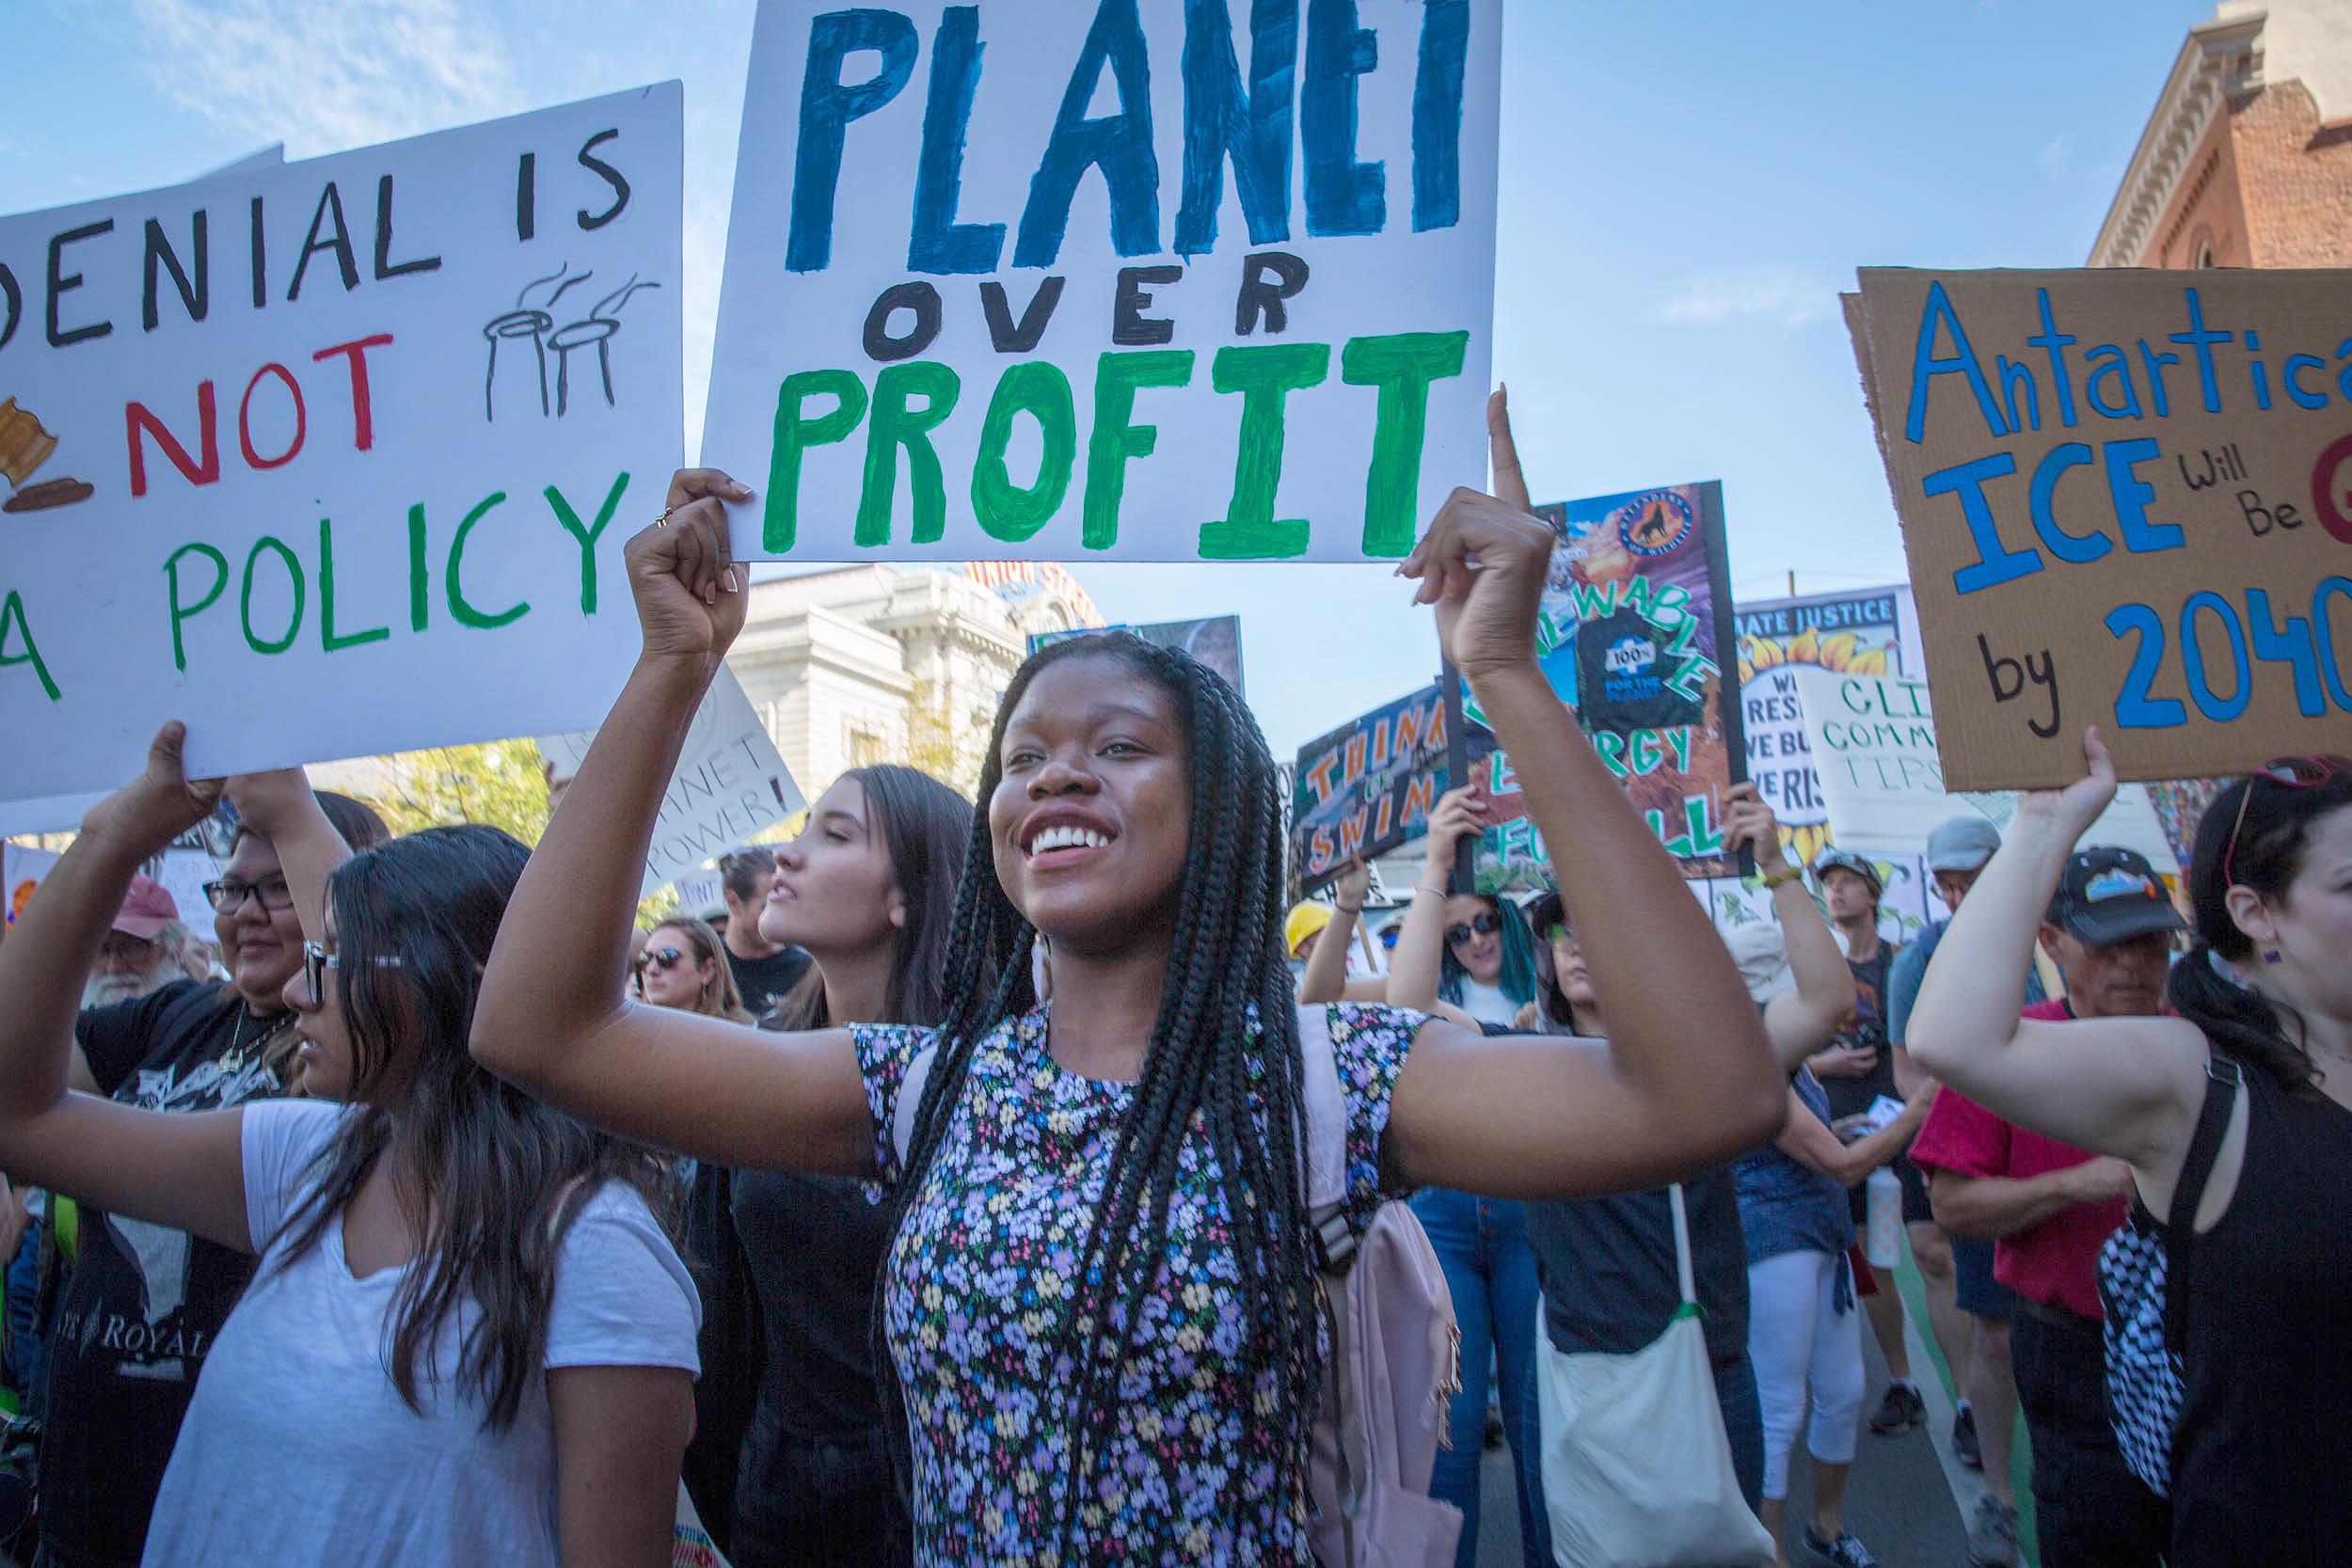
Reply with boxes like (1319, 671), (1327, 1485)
(1534, 1185), (1774, 1568)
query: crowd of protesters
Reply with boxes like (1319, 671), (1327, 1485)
(0, 395), (2343, 1568)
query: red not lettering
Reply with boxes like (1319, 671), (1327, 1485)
(312, 332), (393, 451)
(238, 363), (306, 470)
(125, 383), (219, 498)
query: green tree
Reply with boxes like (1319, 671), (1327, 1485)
(898, 678), (988, 795)
(369, 740), (553, 845)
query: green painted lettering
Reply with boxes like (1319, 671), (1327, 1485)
(1341, 330), (1469, 555)
(1199, 341), (1329, 561)
(1082, 349), (1195, 550)
(766, 370), (867, 552)
(971, 362), (1076, 544)
(447, 491), (529, 629)
(164, 543), (230, 672)
(857, 362), (961, 546)
(406, 502), (430, 631)
(240, 535), (305, 655)
(0, 590), (60, 701)
(318, 516), (389, 653)
(544, 471), (630, 612)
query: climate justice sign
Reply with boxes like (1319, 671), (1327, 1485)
(0, 87), (682, 800)
(703, 0), (1502, 562)
(1849, 266), (2352, 788)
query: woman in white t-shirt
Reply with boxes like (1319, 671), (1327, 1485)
(0, 761), (700, 1568)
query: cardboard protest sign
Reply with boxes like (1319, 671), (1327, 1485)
(1031, 612), (1245, 694)
(1464, 481), (1747, 885)
(1734, 585), (1914, 869)
(1292, 681), (1491, 894)
(1791, 666), (2178, 872)
(536, 666), (803, 898)
(704, 0), (1501, 563)
(0, 86), (683, 801)
(1848, 267), (2352, 788)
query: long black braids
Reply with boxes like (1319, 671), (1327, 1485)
(872, 632), (1323, 1553)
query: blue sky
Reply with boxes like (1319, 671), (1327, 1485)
(5, 0), (2215, 757)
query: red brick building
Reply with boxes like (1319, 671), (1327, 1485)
(2092, 1), (2352, 268)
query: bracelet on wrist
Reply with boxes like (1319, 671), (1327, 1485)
(1413, 882), (1449, 898)
(1759, 866), (1804, 890)
(1336, 902), (1363, 915)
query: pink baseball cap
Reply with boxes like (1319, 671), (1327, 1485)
(113, 875), (179, 942)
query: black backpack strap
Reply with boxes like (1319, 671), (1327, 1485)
(2159, 1052), (2242, 1344)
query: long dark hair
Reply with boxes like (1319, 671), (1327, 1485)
(1438, 890), (1539, 1009)
(1524, 889), (1576, 1028)
(271, 825), (677, 1429)
(764, 764), (972, 1033)
(882, 633), (1318, 1545)
(2168, 766), (2352, 1094)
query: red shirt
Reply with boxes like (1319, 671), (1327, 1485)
(1910, 1001), (2127, 1320)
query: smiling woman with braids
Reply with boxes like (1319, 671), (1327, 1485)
(473, 397), (1786, 1565)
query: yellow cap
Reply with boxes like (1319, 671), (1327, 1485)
(1285, 901), (1336, 958)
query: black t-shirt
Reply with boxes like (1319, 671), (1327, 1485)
(1820, 942), (1899, 1123)
(725, 943), (813, 1020)
(1525, 1168), (1750, 1368)
(731, 1169), (894, 1449)
(46, 980), (288, 1567)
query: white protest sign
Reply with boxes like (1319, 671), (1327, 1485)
(537, 666), (804, 897)
(704, 0), (1501, 562)
(0, 86), (683, 801)
(4, 843), (59, 929)
(1791, 667), (2178, 872)
(150, 847), (222, 932)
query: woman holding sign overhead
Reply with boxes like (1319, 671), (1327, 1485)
(1907, 739), (2352, 1568)
(472, 398), (1787, 1565)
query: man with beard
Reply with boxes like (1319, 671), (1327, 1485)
(79, 878), (182, 1009)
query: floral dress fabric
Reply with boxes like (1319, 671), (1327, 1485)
(850, 1001), (1424, 1566)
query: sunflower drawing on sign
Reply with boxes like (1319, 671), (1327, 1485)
(0, 398), (94, 514)
(1734, 591), (1907, 871)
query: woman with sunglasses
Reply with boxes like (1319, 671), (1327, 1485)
(0, 752), (701, 1568)
(1381, 787), (1547, 1568)
(472, 405), (1785, 1565)
(1908, 735), (2352, 1568)
(637, 917), (756, 1024)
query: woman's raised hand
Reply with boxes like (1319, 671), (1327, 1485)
(2013, 726), (2118, 838)
(218, 768), (316, 838)
(1720, 782), (1789, 875)
(79, 721), (220, 855)
(1399, 388), (1554, 683)
(1420, 786), (1488, 878)
(626, 468), (752, 664)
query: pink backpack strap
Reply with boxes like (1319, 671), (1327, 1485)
(1293, 1003), (1354, 1265)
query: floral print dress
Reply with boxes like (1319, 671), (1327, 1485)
(850, 1000), (1424, 1566)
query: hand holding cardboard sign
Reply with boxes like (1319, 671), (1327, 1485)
(627, 469), (751, 667)
(79, 722), (221, 858)
(2012, 726), (2118, 842)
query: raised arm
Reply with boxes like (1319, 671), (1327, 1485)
(0, 725), (253, 1252)
(471, 471), (873, 1176)
(1724, 784), (1855, 1070)
(1384, 393), (1786, 1197)
(1904, 728), (2203, 1175)
(1295, 860), (1385, 1005)
(219, 768), (356, 944)
(1384, 788), (1486, 1011)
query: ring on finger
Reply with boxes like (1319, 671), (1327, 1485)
(655, 506), (675, 528)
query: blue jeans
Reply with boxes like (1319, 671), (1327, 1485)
(1411, 1187), (1545, 1568)
(1523, 1354), (1766, 1564)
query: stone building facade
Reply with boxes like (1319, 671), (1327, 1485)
(725, 562), (1104, 797)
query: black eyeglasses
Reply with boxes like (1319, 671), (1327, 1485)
(203, 876), (293, 913)
(1445, 912), (1501, 946)
(301, 940), (404, 998)
(2223, 756), (2349, 888)
(632, 946), (689, 975)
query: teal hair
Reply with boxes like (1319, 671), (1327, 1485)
(1438, 892), (1539, 1009)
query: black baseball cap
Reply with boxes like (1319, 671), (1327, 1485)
(2045, 847), (2185, 946)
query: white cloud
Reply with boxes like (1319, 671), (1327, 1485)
(2039, 135), (2071, 181)
(1654, 275), (1838, 329)
(111, 0), (522, 156)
